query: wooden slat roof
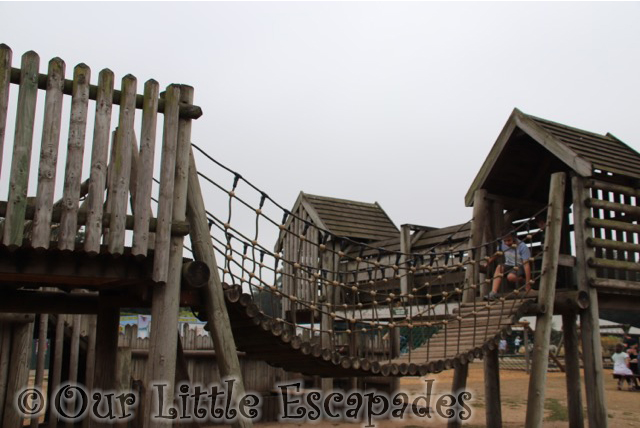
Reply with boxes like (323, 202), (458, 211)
(466, 108), (640, 207)
(302, 193), (399, 242)
(529, 115), (640, 179)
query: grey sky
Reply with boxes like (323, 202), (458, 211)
(2, 1), (639, 229)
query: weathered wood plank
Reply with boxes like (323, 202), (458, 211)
(31, 58), (66, 249)
(152, 84), (180, 283)
(58, 64), (90, 250)
(588, 178), (640, 199)
(84, 69), (115, 254)
(0, 45), (12, 180)
(562, 312), (584, 428)
(132, 79), (159, 256)
(108, 75), (136, 255)
(2, 51), (39, 247)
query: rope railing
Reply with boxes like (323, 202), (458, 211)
(172, 145), (550, 367)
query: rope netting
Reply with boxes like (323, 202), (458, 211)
(176, 144), (550, 370)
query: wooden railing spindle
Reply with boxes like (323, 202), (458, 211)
(32, 58), (66, 249)
(107, 75), (136, 255)
(0, 44), (11, 179)
(2, 51), (39, 247)
(84, 69), (114, 254)
(132, 79), (159, 256)
(58, 64), (91, 250)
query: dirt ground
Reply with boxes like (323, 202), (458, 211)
(245, 361), (640, 428)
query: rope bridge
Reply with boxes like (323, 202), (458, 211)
(182, 143), (548, 376)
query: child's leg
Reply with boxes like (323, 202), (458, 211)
(492, 265), (504, 293)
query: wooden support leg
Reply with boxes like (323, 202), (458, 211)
(525, 172), (565, 428)
(186, 148), (252, 428)
(3, 321), (34, 428)
(66, 314), (81, 428)
(562, 312), (584, 428)
(93, 304), (119, 428)
(0, 323), (11, 423)
(49, 316), (65, 428)
(448, 361), (469, 428)
(82, 314), (97, 428)
(31, 314), (48, 428)
(484, 347), (502, 427)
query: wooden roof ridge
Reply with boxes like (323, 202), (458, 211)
(465, 108), (639, 207)
(303, 192), (381, 209)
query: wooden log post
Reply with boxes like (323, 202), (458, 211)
(143, 85), (191, 428)
(320, 243), (336, 394)
(0, 324), (11, 423)
(107, 75), (136, 255)
(484, 347), (502, 428)
(186, 148), (253, 428)
(92, 303), (119, 428)
(84, 69), (115, 254)
(562, 312), (584, 428)
(65, 314), (82, 428)
(82, 314), (97, 428)
(31, 57), (66, 249)
(30, 314), (48, 428)
(49, 315), (65, 428)
(58, 64), (90, 250)
(525, 172), (566, 428)
(2, 321), (34, 428)
(448, 360), (469, 428)
(0, 44), (12, 178)
(572, 175), (608, 428)
(463, 189), (488, 303)
(2, 51), (39, 247)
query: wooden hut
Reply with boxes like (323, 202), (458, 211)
(464, 107), (640, 428)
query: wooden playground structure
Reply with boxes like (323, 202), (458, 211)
(0, 45), (639, 428)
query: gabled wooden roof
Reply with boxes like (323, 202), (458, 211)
(295, 192), (399, 242)
(466, 108), (640, 207)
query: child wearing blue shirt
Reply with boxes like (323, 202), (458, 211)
(484, 231), (532, 301)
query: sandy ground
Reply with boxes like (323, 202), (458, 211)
(242, 361), (640, 428)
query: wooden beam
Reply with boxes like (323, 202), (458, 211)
(448, 360), (469, 428)
(525, 172), (565, 428)
(463, 189), (487, 302)
(3, 321), (34, 428)
(186, 147), (253, 428)
(9, 66), (203, 119)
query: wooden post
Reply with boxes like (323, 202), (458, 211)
(82, 314), (97, 428)
(3, 321), (34, 428)
(84, 69), (115, 254)
(463, 189), (488, 302)
(93, 303), (119, 428)
(65, 314), (82, 428)
(107, 75), (136, 255)
(525, 172), (566, 428)
(49, 316), (65, 428)
(524, 324), (530, 374)
(448, 360), (469, 428)
(562, 312), (584, 428)
(32, 57), (66, 249)
(143, 85), (191, 428)
(132, 79), (159, 256)
(484, 347), (502, 427)
(30, 315), (48, 428)
(399, 224), (412, 295)
(186, 148), (253, 428)
(3, 51), (39, 247)
(0, 324), (11, 423)
(58, 64), (91, 250)
(572, 175), (608, 428)
(0, 44), (12, 178)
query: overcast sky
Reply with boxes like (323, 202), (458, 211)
(2, 2), (639, 229)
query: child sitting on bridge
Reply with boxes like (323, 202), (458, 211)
(484, 230), (532, 301)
